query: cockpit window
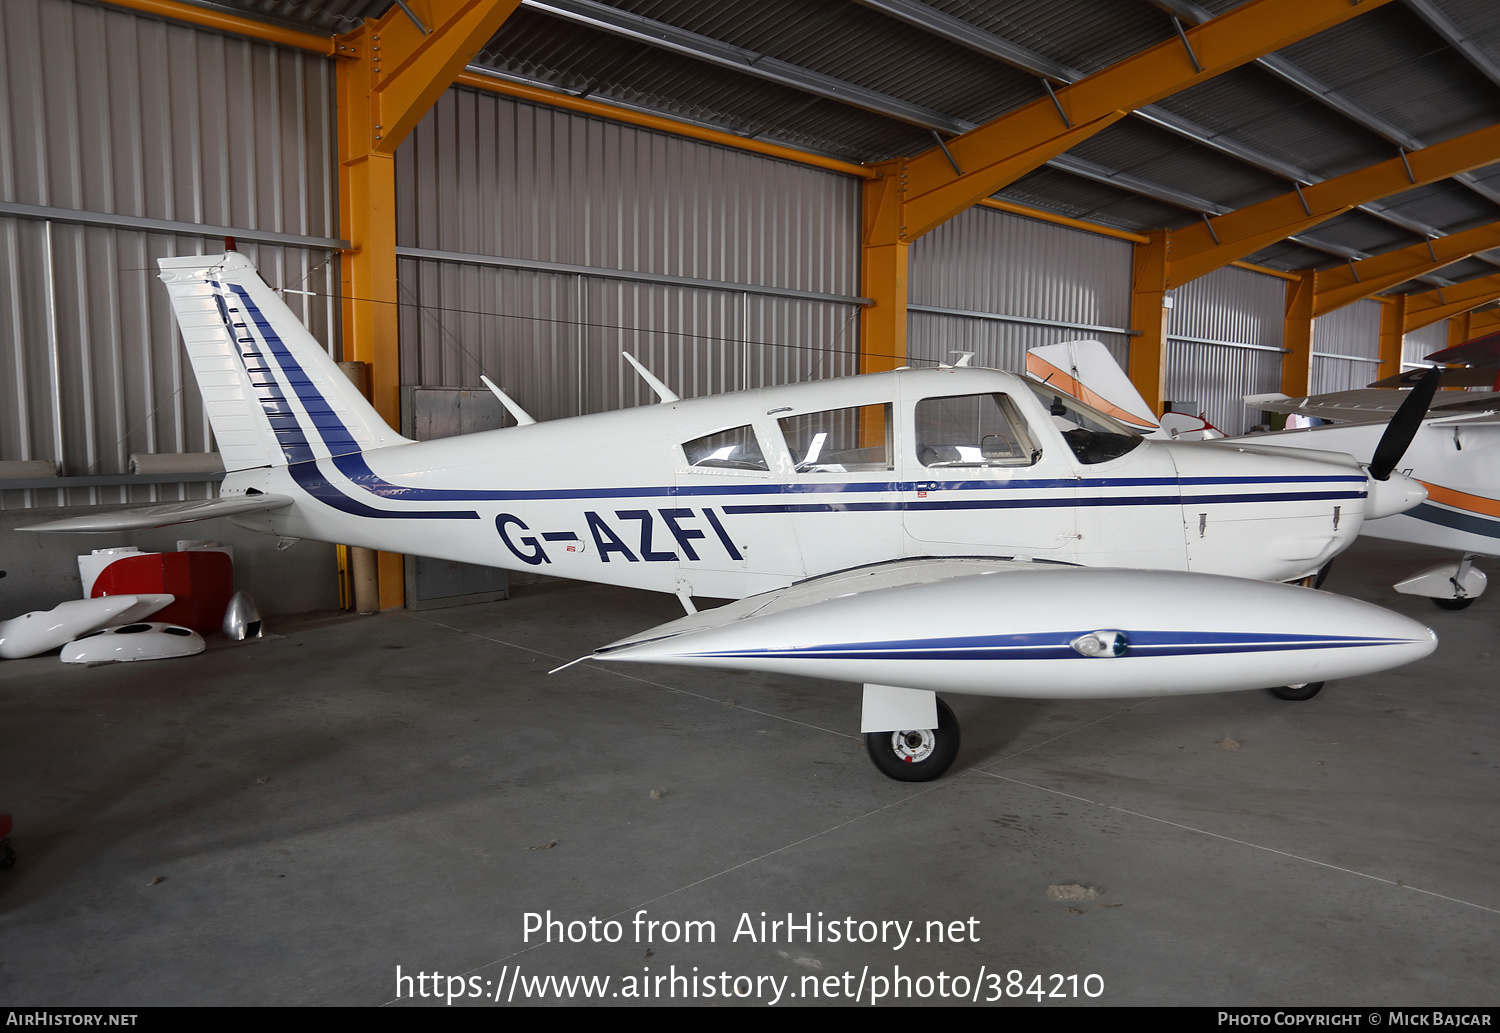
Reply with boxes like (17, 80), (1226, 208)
(779, 404), (893, 473)
(682, 425), (768, 471)
(1024, 381), (1142, 465)
(914, 393), (1039, 468)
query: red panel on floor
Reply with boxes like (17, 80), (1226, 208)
(91, 551), (234, 634)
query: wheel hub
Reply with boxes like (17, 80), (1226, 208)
(890, 728), (936, 763)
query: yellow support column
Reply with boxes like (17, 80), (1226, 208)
(859, 162), (909, 373)
(334, 0), (523, 609)
(1129, 230), (1172, 416)
(1377, 295), (1406, 383)
(1283, 270), (1316, 398)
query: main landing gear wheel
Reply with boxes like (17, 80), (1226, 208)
(1268, 682), (1324, 701)
(865, 698), (961, 782)
(1433, 597), (1474, 610)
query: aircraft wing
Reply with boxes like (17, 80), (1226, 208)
(1244, 389), (1409, 423)
(583, 557), (1435, 701)
(17, 493), (294, 532)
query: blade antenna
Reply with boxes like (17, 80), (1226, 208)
(622, 352), (680, 403)
(480, 375), (537, 426)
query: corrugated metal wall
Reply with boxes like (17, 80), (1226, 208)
(1166, 265), (1285, 434)
(1403, 320), (1447, 367)
(394, 86), (863, 421)
(906, 207), (1133, 373)
(0, 0), (340, 509)
(1310, 298), (1382, 394)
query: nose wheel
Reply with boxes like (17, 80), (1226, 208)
(865, 698), (961, 781)
(1267, 682), (1324, 701)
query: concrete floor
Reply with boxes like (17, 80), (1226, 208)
(0, 537), (1496, 1007)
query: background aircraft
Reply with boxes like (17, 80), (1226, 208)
(1245, 335), (1500, 610)
(22, 253), (1437, 781)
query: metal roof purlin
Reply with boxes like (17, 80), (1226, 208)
(522, 0), (972, 134)
(1157, 0), (1500, 212)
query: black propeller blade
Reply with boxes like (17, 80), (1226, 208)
(1368, 367), (1442, 481)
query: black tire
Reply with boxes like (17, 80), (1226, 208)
(1433, 597), (1474, 611)
(1313, 560), (1333, 590)
(0, 840), (14, 870)
(864, 698), (961, 782)
(1268, 682), (1324, 701)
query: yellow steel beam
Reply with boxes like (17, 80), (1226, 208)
(1314, 220), (1500, 316)
(1467, 309), (1500, 337)
(337, 1), (521, 609)
(1403, 273), (1500, 332)
(96, 0), (334, 52)
(1168, 122), (1500, 286)
(1128, 231), (1171, 416)
(1283, 270), (1316, 398)
(1377, 295), (1406, 382)
(349, 2), (526, 158)
(874, 0), (1393, 249)
(859, 164), (910, 372)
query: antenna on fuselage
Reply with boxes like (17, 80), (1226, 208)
(480, 375), (537, 426)
(937, 351), (975, 369)
(621, 352), (680, 403)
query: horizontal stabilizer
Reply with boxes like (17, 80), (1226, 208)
(18, 494), (294, 533)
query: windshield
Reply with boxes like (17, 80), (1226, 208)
(1024, 380), (1143, 465)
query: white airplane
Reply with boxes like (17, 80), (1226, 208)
(22, 252), (1438, 781)
(1027, 338), (1500, 611)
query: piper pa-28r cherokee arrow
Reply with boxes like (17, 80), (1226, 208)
(24, 252), (1437, 781)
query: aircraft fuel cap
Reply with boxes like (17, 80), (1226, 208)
(1071, 630), (1129, 658)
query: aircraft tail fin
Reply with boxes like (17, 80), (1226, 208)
(158, 252), (409, 471)
(1025, 340), (1160, 432)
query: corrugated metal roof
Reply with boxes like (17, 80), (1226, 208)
(200, 0), (1500, 296)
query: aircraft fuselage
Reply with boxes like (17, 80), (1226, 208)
(224, 367), (1371, 600)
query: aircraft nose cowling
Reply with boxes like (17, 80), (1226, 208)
(1366, 470), (1427, 519)
(590, 567), (1438, 700)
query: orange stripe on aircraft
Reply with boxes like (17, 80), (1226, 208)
(1418, 481), (1500, 518)
(1024, 354), (1159, 430)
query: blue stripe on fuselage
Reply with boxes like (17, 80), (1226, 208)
(1406, 502), (1500, 539)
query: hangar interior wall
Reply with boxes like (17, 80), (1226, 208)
(1403, 320), (1448, 368)
(906, 206), (1133, 374)
(1311, 298), (1382, 395)
(0, 0), (341, 512)
(394, 87), (864, 423)
(1166, 266), (1286, 436)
